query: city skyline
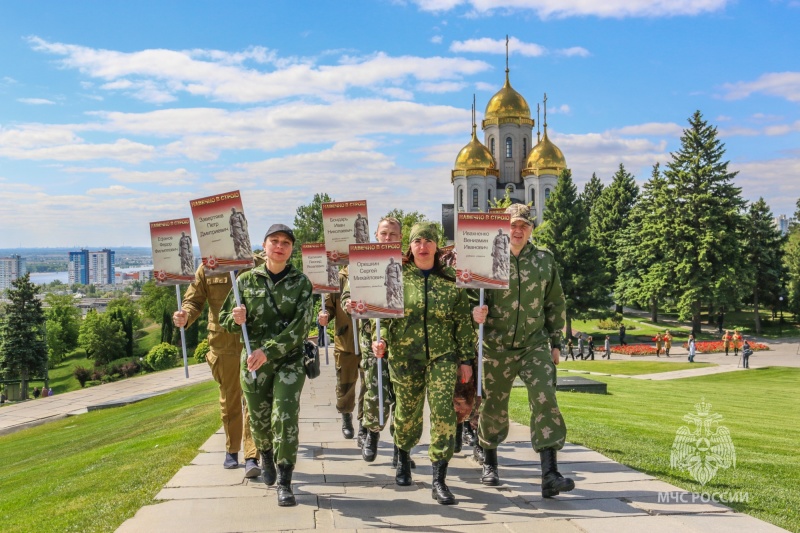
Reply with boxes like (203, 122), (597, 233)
(1, 1), (798, 248)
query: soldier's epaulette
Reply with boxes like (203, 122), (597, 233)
(533, 245), (555, 259)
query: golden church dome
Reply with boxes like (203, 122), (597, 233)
(523, 128), (567, 177)
(483, 72), (532, 126)
(452, 128), (499, 181)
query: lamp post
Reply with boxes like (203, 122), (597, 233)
(779, 296), (784, 336)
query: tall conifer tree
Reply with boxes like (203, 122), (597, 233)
(541, 169), (610, 339)
(742, 198), (785, 333)
(784, 198), (800, 316)
(581, 172), (604, 217)
(0, 274), (47, 398)
(615, 164), (671, 322)
(661, 111), (746, 334)
(589, 163), (639, 312)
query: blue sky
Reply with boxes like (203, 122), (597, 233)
(1, 0), (798, 248)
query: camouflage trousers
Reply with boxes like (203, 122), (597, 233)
(206, 344), (258, 460)
(241, 352), (306, 466)
(478, 344), (566, 452)
(361, 352), (395, 432)
(390, 353), (458, 462)
(335, 348), (365, 419)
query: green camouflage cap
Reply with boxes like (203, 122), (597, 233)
(409, 222), (439, 243)
(505, 204), (534, 226)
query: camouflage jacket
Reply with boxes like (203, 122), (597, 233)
(473, 242), (565, 352)
(324, 266), (356, 353)
(378, 262), (475, 363)
(220, 263), (314, 362)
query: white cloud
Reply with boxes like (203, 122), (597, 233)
(451, 37), (546, 57)
(86, 185), (137, 196)
(28, 37), (491, 104)
(762, 120), (800, 136)
(734, 158), (800, 214)
(431, 35), (443, 44)
(614, 122), (684, 136)
(17, 98), (56, 105)
(548, 104), (571, 115)
(474, 81), (495, 91)
(414, 0), (730, 18)
(417, 81), (467, 93)
(721, 71), (800, 103)
(0, 138), (155, 163)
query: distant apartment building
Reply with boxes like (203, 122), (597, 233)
(68, 249), (115, 285)
(774, 215), (791, 236)
(0, 254), (27, 291)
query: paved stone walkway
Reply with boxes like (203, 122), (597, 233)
(115, 361), (787, 532)
(0, 363), (211, 436)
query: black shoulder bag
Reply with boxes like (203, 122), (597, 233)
(263, 278), (320, 379)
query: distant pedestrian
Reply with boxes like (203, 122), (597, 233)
(722, 330), (732, 356)
(716, 311), (724, 334)
(32, 387), (41, 399)
(618, 324), (627, 346)
(742, 339), (753, 369)
(566, 338), (575, 361)
(663, 330), (672, 357)
(48, 387), (54, 396)
(733, 330), (743, 357)
(577, 335), (585, 360)
(586, 336), (595, 360)
(653, 333), (663, 357)
(687, 334), (696, 363)
(603, 336), (611, 359)
(41, 387), (49, 398)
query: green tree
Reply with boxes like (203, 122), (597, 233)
(540, 169), (611, 338)
(383, 209), (445, 249)
(107, 296), (141, 358)
(292, 192), (333, 270)
(580, 172), (605, 217)
(0, 274), (48, 398)
(589, 163), (640, 313)
(785, 198), (800, 317)
(78, 310), (127, 365)
(138, 280), (177, 323)
(44, 293), (81, 366)
(615, 164), (671, 322)
(661, 111), (747, 334)
(741, 198), (786, 333)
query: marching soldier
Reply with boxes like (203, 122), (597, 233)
(471, 204), (575, 498)
(722, 329), (732, 356)
(663, 330), (673, 357)
(372, 222), (475, 505)
(654, 332), (663, 357)
(220, 224), (314, 507)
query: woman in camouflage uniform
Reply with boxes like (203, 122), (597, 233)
(372, 222), (474, 505)
(220, 224), (314, 507)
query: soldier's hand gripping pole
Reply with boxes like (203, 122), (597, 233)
(376, 318), (384, 427)
(477, 288), (484, 398)
(175, 285), (189, 379)
(320, 294), (329, 365)
(230, 271), (257, 380)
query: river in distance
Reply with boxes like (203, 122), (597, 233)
(28, 266), (154, 285)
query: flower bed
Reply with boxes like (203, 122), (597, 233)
(682, 340), (769, 353)
(611, 344), (658, 356)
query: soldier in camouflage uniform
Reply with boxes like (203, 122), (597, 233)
(373, 222), (475, 505)
(173, 260), (261, 477)
(322, 266), (365, 440)
(472, 204), (575, 498)
(220, 224), (314, 507)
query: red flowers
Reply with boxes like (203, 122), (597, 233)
(611, 344), (658, 355)
(681, 340), (769, 352)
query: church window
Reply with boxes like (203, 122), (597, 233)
(545, 188), (551, 200)
(530, 188), (535, 206)
(490, 138), (495, 157)
(472, 188), (479, 209)
(458, 188), (464, 209)
(506, 137), (512, 158)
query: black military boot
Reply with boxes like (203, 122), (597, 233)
(463, 423), (477, 447)
(431, 460), (455, 505)
(540, 448), (575, 498)
(473, 444), (485, 465)
(454, 422), (464, 453)
(260, 448), (276, 486)
(341, 412), (354, 439)
(395, 447), (413, 486)
(356, 422), (367, 448)
(276, 464), (296, 506)
(481, 447), (500, 486)
(362, 430), (379, 462)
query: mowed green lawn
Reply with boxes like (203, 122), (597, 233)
(0, 381), (220, 532)
(559, 360), (715, 375)
(510, 367), (800, 532)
